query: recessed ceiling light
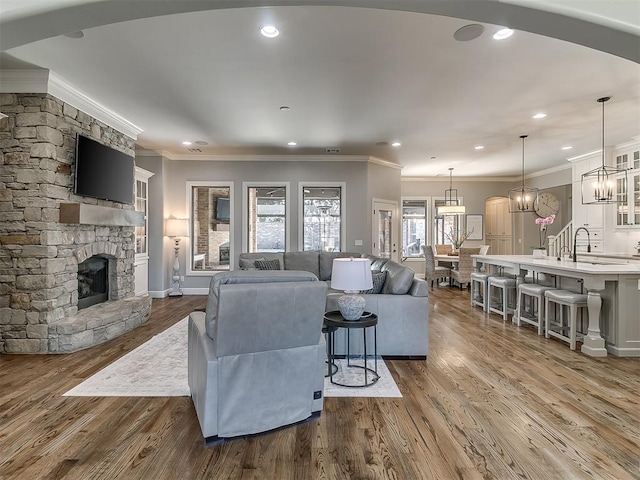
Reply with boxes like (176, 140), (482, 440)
(63, 30), (84, 39)
(453, 24), (485, 42)
(287, 141), (297, 146)
(195, 140), (208, 146)
(474, 145), (484, 150)
(532, 112), (547, 119)
(182, 141), (192, 146)
(279, 106), (290, 111)
(260, 25), (279, 38)
(561, 146), (573, 150)
(376, 141), (388, 147)
(493, 28), (513, 40)
(391, 142), (401, 147)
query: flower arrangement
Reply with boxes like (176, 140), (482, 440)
(445, 227), (474, 250)
(534, 214), (555, 249)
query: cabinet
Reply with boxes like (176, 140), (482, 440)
(571, 153), (604, 230)
(614, 144), (640, 228)
(134, 167), (154, 296)
(485, 196), (512, 254)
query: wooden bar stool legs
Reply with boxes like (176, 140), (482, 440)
(544, 290), (588, 350)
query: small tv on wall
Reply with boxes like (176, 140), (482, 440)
(215, 197), (230, 222)
(74, 134), (134, 204)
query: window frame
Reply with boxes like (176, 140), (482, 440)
(298, 182), (346, 252)
(186, 181), (234, 276)
(242, 182), (291, 253)
(401, 197), (430, 261)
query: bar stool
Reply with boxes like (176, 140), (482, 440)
(470, 271), (493, 312)
(488, 276), (517, 321)
(515, 283), (556, 335)
(544, 290), (588, 350)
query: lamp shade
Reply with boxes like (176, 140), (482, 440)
(331, 258), (373, 291)
(437, 204), (466, 215)
(165, 217), (189, 237)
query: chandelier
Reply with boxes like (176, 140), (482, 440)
(581, 96), (627, 204)
(437, 168), (465, 215)
(508, 135), (539, 213)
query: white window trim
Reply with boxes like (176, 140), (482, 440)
(242, 181), (291, 253)
(186, 181), (234, 276)
(298, 182), (347, 252)
(401, 196), (431, 261)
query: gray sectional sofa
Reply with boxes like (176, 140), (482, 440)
(238, 251), (429, 358)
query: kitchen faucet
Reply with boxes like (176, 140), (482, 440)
(557, 245), (572, 261)
(572, 227), (591, 262)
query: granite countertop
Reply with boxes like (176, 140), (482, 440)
(474, 255), (640, 275)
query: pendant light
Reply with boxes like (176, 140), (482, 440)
(437, 168), (465, 215)
(508, 135), (539, 213)
(581, 96), (627, 204)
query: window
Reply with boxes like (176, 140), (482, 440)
(433, 198), (462, 246)
(187, 182), (233, 273)
(300, 184), (344, 252)
(244, 184), (289, 253)
(401, 199), (428, 258)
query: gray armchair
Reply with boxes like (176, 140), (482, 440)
(188, 270), (328, 440)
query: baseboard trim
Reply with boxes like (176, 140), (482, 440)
(182, 288), (209, 295)
(148, 289), (171, 298)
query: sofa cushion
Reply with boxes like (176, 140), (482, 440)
(362, 270), (386, 294)
(239, 257), (264, 270)
(284, 251), (320, 278)
(255, 259), (281, 270)
(361, 253), (389, 271)
(319, 251), (361, 280)
(380, 259), (415, 295)
(238, 253), (284, 270)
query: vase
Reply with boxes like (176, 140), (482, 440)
(532, 249), (546, 258)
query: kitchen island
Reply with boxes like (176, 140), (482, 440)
(473, 255), (640, 357)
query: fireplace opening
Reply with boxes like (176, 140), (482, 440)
(78, 256), (109, 310)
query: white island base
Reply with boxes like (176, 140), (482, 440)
(472, 255), (640, 357)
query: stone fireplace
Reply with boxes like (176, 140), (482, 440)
(0, 92), (152, 354)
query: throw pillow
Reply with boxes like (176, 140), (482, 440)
(362, 271), (386, 294)
(239, 257), (264, 270)
(255, 259), (281, 270)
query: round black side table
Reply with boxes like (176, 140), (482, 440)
(323, 310), (379, 387)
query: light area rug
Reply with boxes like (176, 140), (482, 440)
(63, 316), (401, 398)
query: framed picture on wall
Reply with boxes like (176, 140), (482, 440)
(466, 214), (483, 240)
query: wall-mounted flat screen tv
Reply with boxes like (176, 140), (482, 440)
(74, 134), (134, 204)
(216, 197), (230, 222)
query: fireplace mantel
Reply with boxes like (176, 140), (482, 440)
(60, 203), (144, 227)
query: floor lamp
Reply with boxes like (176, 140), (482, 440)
(165, 217), (189, 297)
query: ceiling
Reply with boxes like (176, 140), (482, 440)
(1, 1), (639, 178)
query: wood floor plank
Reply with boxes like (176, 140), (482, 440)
(1, 290), (639, 479)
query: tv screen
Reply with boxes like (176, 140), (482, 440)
(74, 134), (134, 204)
(216, 197), (230, 222)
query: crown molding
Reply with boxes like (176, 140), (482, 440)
(135, 150), (403, 168)
(566, 149), (602, 163)
(402, 176), (518, 182)
(48, 72), (143, 139)
(0, 69), (49, 93)
(525, 162), (572, 179)
(0, 69), (143, 140)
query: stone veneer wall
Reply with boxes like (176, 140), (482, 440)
(0, 93), (145, 353)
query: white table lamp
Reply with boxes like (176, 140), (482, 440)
(331, 257), (373, 320)
(165, 217), (189, 297)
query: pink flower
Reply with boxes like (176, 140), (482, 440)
(534, 214), (555, 248)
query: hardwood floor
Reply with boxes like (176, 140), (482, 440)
(1, 288), (639, 479)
